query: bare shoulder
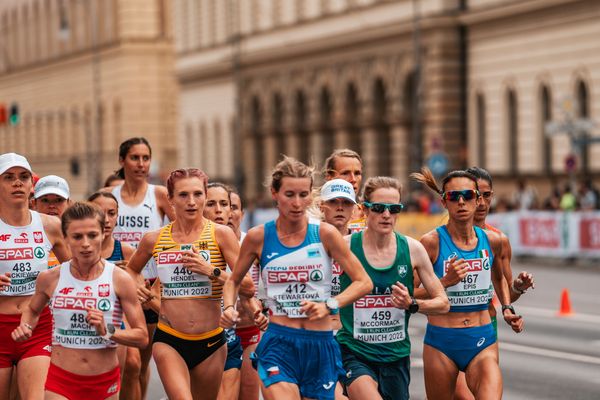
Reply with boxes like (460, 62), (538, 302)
(99, 186), (115, 193)
(37, 266), (61, 292)
(139, 228), (162, 248)
(318, 221), (339, 239)
(40, 213), (62, 237)
(215, 223), (238, 242)
(419, 229), (439, 249)
(244, 225), (265, 246)
(154, 185), (169, 198)
(483, 228), (502, 248)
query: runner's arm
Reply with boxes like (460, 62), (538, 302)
(215, 225), (255, 298)
(110, 268), (149, 348)
(11, 269), (55, 341)
(42, 214), (71, 262)
(405, 238), (449, 314)
(322, 223), (372, 308)
(155, 186), (176, 222)
(125, 230), (159, 304)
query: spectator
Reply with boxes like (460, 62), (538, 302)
(512, 178), (538, 210)
(560, 183), (577, 211)
(578, 179), (597, 210)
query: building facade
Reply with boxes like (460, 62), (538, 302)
(0, 0), (177, 198)
(176, 0), (600, 204)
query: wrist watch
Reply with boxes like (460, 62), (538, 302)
(408, 297), (419, 314)
(101, 323), (116, 341)
(502, 304), (516, 314)
(211, 267), (221, 278)
(326, 298), (339, 315)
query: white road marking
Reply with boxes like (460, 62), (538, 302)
(517, 305), (600, 324)
(500, 342), (600, 365)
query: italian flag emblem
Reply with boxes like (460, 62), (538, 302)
(479, 249), (489, 259)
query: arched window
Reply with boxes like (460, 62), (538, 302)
(251, 96), (264, 195)
(540, 85), (552, 173)
(295, 91), (309, 164)
(345, 83), (361, 155)
(507, 89), (518, 174)
(374, 78), (391, 176)
(476, 93), (486, 168)
(576, 79), (590, 174)
(272, 93), (285, 159)
(319, 87), (334, 160)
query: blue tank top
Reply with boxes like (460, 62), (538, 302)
(107, 240), (124, 262)
(433, 226), (493, 312)
(259, 218), (333, 318)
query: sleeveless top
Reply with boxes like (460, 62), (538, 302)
(153, 221), (226, 300)
(0, 211), (52, 296)
(107, 240), (124, 262)
(51, 262), (123, 349)
(433, 225), (494, 312)
(112, 184), (163, 279)
(259, 218), (333, 318)
(336, 231), (413, 362)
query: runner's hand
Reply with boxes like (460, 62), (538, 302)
(502, 308), (524, 333)
(11, 322), (33, 342)
(86, 308), (107, 336)
(0, 272), (10, 291)
(514, 271), (534, 292)
(181, 249), (212, 276)
(253, 308), (269, 331)
(220, 307), (240, 329)
(441, 257), (469, 287)
(300, 301), (329, 321)
(391, 282), (412, 309)
(137, 280), (154, 308)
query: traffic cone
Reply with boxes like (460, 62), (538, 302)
(557, 288), (573, 316)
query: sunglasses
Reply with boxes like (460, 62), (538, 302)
(441, 190), (479, 202)
(363, 202), (404, 214)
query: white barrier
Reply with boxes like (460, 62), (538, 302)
(486, 211), (600, 258)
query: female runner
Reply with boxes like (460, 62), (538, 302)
(451, 167), (534, 400)
(109, 137), (175, 400)
(222, 156), (373, 400)
(412, 168), (523, 400)
(12, 201), (147, 399)
(0, 153), (69, 399)
(128, 168), (254, 400)
(336, 177), (448, 400)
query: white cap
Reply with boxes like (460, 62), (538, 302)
(34, 175), (70, 199)
(321, 179), (357, 204)
(0, 153), (32, 176)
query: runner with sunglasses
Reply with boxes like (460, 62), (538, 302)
(324, 150), (366, 233)
(0, 153), (70, 400)
(411, 168), (523, 400)
(221, 156), (372, 400)
(336, 176), (448, 400)
(450, 167), (534, 400)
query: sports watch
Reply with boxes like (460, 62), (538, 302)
(102, 323), (116, 340)
(408, 297), (419, 314)
(211, 267), (222, 278)
(326, 298), (339, 315)
(502, 305), (516, 314)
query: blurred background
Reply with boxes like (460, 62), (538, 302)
(1, 2), (599, 398)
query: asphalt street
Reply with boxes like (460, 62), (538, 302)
(147, 260), (600, 400)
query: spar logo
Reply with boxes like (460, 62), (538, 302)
(0, 234), (11, 242)
(268, 270), (309, 283)
(355, 295), (393, 308)
(53, 296), (97, 310)
(0, 247), (33, 261)
(34, 247), (46, 259)
(158, 251), (184, 265)
(98, 299), (111, 311)
(310, 270), (323, 281)
(444, 259), (483, 273)
(113, 232), (142, 243)
(34, 231), (44, 244)
(98, 284), (110, 297)
(14, 233), (29, 244)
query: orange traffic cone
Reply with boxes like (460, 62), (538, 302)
(557, 288), (573, 316)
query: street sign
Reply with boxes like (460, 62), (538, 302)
(565, 154), (577, 173)
(427, 152), (449, 176)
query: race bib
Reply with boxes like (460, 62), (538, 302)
(331, 261), (341, 297)
(353, 295), (405, 343)
(157, 244), (212, 298)
(444, 257), (491, 307)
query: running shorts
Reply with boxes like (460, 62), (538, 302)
(0, 306), (52, 367)
(236, 325), (261, 349)
(44, 363), (120, 399)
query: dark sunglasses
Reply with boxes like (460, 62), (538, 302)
(480, 191), (493, 199)
(442, 189), (479, 202)
(363, 201), (404, 214)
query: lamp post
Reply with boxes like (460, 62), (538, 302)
(59, 0), (102, 195)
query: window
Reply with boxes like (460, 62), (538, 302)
(540, 85), (552, 173)
(507, 89), (518, 174)
(476, 93), (486, 168)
